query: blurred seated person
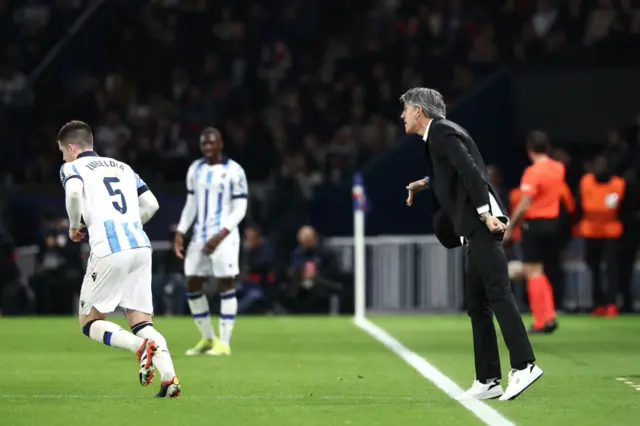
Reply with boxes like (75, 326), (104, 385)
(152, 224), (187, 315)
(237, 224), (275, 313)
(285, 225), (342, 314)
(31, 216), (83, 314)
(0, 224), (22, 313)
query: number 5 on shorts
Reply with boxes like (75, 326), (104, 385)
(103, 177), (128, 214)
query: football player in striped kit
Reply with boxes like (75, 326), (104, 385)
(173, 127), (248, 356)
(57, 120), (180, 398)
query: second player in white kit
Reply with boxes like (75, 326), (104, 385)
(173, 127), (248, 356)
(57, 120), (180, 398)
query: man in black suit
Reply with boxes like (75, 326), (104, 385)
(401, 87), (542, 401)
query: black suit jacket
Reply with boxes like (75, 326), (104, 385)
(425, 119), (508, 243)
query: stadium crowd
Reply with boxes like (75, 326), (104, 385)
(0, 0), (639, 315)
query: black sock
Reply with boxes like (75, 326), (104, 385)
(514, 362), (531, 370)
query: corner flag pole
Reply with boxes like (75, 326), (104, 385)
(352, 173), (367, 320)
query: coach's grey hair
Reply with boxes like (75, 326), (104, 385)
(399, 88), (446, 119)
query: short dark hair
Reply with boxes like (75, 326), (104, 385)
(57, 120), (93, 147)
(201, 127), (221, 139)
(526, 130), (550, 154)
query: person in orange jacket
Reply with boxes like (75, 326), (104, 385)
(576, 155), (626, 317)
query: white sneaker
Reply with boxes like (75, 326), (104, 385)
(499, 364), (543, 401)
(456, 379), (504, 400)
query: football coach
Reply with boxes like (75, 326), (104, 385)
(401, 87), (542, 401)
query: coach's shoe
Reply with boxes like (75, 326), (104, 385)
(456, 379), (503, 400)
(137, 338), (157, 386)
(206, 341), (231, 356)
(156, 376), (181, 398)
(499, 364), (543, 401)
(185, 338), (214, 356)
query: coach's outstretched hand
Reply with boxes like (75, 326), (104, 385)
(173, 232), (185, 259)
(68, 225), (86, 242)
(405, 178), (429, 206)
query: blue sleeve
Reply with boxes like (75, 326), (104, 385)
(59, 163), (83, 187)
(134, 172), (149, 196)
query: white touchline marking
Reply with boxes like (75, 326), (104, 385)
(354, 316), (516, 426)
(613, 377), (640, 393)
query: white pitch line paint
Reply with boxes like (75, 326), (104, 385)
(613, 377), (640, 393)
(354, 316), (516, 426)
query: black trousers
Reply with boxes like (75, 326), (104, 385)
(585, 238), (618, 306)
(465, 225), (535, 381)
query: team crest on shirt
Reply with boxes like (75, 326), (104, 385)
(605, 192), (620, 208)
(237, 178), (246, 192)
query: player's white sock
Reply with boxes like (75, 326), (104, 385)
(132, 321), (177, 382)
(187, 291), (216, 341)
(219, 289), (237, 345)
(82, 319), (144, 353)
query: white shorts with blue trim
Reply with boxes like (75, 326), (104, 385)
(79, 247), (153, 315)
(184, 232), (240, 278)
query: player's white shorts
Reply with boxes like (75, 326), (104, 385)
(184, 231), (240, 278)
(79, 247), (153, 315)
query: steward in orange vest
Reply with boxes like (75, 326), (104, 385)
(576, 156), (625, 316)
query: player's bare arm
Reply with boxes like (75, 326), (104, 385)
(203, 228), (230, 254)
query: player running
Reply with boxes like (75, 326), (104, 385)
(57, 120), (180, 398)
(173, 127), (248, 356)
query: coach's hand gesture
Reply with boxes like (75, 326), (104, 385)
(173, 231), (185, 259)
(481, 214), (507, 234)
(406, 178), (429, 206)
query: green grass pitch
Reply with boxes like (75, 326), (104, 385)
(1, 315), (639, 425)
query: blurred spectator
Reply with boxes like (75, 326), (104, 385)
(283, 225), (342, 314)
(603, 128), (628, 176)
(8, 0), (640, 187)
(487, 164), (508, 206)
(0, 223), (21, 313)
(152, 224), (187, 315)
(237, 223), (275, 313)
(30, 215), (82, 314)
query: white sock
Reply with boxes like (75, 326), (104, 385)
(132, 321), (177, 382)
(219, 289), (237, 345)
(187, 291), (216, 341)
(83, 320), (143, 353)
